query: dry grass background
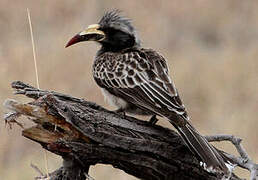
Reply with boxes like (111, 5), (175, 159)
(1, 0), (258, 179)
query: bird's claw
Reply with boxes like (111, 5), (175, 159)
(148, 115), (159, 125)
(114, 108), (126, 118)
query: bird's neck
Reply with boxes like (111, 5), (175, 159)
(97, 34), (141, 55)
(97, 43), (140, 56)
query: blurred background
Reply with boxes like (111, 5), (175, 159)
(1, 0), (258, 179)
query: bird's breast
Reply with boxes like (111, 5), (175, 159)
(100, 88), (128, 109)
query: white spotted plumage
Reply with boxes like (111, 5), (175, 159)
(93, 48), (187, 118)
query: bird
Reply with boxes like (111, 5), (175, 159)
(66, 10), (229, 174)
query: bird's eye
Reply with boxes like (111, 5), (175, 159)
(100, 28), (120, 36)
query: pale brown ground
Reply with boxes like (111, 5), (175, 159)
(1, 1), (258, 179)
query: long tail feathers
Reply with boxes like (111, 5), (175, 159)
(175, 121), (229, 173)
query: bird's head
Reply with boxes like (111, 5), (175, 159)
(66, 10), (140, 52)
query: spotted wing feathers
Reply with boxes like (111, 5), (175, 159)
(93, 48), (187, 119)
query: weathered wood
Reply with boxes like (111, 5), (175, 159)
(4, 81), (241, 180)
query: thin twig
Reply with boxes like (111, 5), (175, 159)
(205, 134), (258, 180)
(27, 8), (40, 89)
(27, 8), (49, 178)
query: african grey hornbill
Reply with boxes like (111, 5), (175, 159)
(66, 10), (230, 174)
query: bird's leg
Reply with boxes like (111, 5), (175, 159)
(114, 108), (126, 118)
(148, 115), (159, 125)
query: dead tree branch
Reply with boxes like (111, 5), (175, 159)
(205, 135), (258, 180)
(3, 81), (256, 180)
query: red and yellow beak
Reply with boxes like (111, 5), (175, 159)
(65, 24), (105, 48)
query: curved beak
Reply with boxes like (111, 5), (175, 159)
(65, 24), (105, 48)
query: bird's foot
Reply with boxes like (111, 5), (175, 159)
(148, 115), (159, 125)
(114, 108), (126, 118)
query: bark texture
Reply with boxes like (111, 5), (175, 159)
(4, 81), (241, 180)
